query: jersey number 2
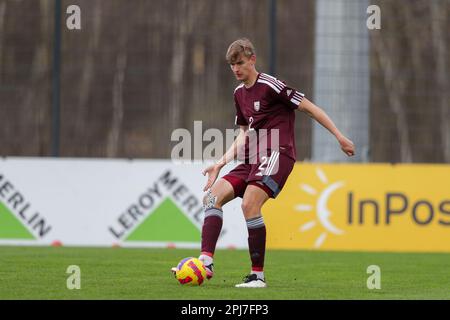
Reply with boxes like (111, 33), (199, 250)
(248, 116), (255, 131)
(255, 156), (268, 176)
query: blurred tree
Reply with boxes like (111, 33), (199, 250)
(0, 0), (447, 163)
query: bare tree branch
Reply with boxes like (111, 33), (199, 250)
(373, 33), (412, 162)
(431, 1), (450, 162)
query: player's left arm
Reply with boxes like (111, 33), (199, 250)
(298, 98), (355, 157)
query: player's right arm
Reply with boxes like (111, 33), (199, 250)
(298, 97), (355, 156)
(202, 125), (248, 191)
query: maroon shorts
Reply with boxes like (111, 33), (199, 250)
(222, 151), (295, 199)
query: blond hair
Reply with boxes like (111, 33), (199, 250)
(225, 38), (256, 64)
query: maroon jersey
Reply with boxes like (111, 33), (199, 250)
(233, 73), (305, 161)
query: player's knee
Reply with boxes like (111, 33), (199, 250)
(203, 190), (223, 209)
(241, 200), (256, 216)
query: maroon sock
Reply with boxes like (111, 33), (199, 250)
(201, 208), (223, 255)
(247, 216), (266, 271)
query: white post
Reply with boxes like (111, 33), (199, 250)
(312, 0), (370, 162)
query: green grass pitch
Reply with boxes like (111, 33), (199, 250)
(1, 246), (449, 300)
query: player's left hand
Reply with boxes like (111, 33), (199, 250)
(202, 164), (221, 191)
(338, 136), (355, 157)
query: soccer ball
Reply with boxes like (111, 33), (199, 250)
(174, 257), (207, 286)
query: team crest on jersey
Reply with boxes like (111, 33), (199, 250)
(254, 101), (260, 111)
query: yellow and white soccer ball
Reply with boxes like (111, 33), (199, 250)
(175, 257), (207, 286)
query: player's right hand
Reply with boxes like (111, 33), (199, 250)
(202, 164), (221, 191)
(338, 136), (355, 157)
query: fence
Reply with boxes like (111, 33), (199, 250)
(0, 0), (448, 163)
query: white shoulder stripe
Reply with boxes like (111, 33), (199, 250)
(257, 79), (281, 93)
(291, 97), (302, 105)
(261, 73), (279, 82)
(234, 83), (245, 93)
(260, 78), (283, 91)
(259, 76), (285, 90)
(294, 92), (305, 99)
(260, 73), (285, 89)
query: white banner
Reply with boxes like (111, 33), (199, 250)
(0, 158), (247, 249)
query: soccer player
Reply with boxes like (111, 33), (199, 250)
(174, 38), (355, 288)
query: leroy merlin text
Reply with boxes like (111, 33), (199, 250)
(109, 170), (204, 238)
(0, 174), (51, 237)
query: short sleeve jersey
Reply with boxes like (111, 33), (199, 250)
(233, 73), (305, 161)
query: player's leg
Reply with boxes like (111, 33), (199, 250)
(172, 164), (249, 278)
(198, 178), (236, 277)
(171, 178), (236, 278)
(235, 184), (270, 288)
(235, 152), (295, 288)
(198, 164), (249, 279)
